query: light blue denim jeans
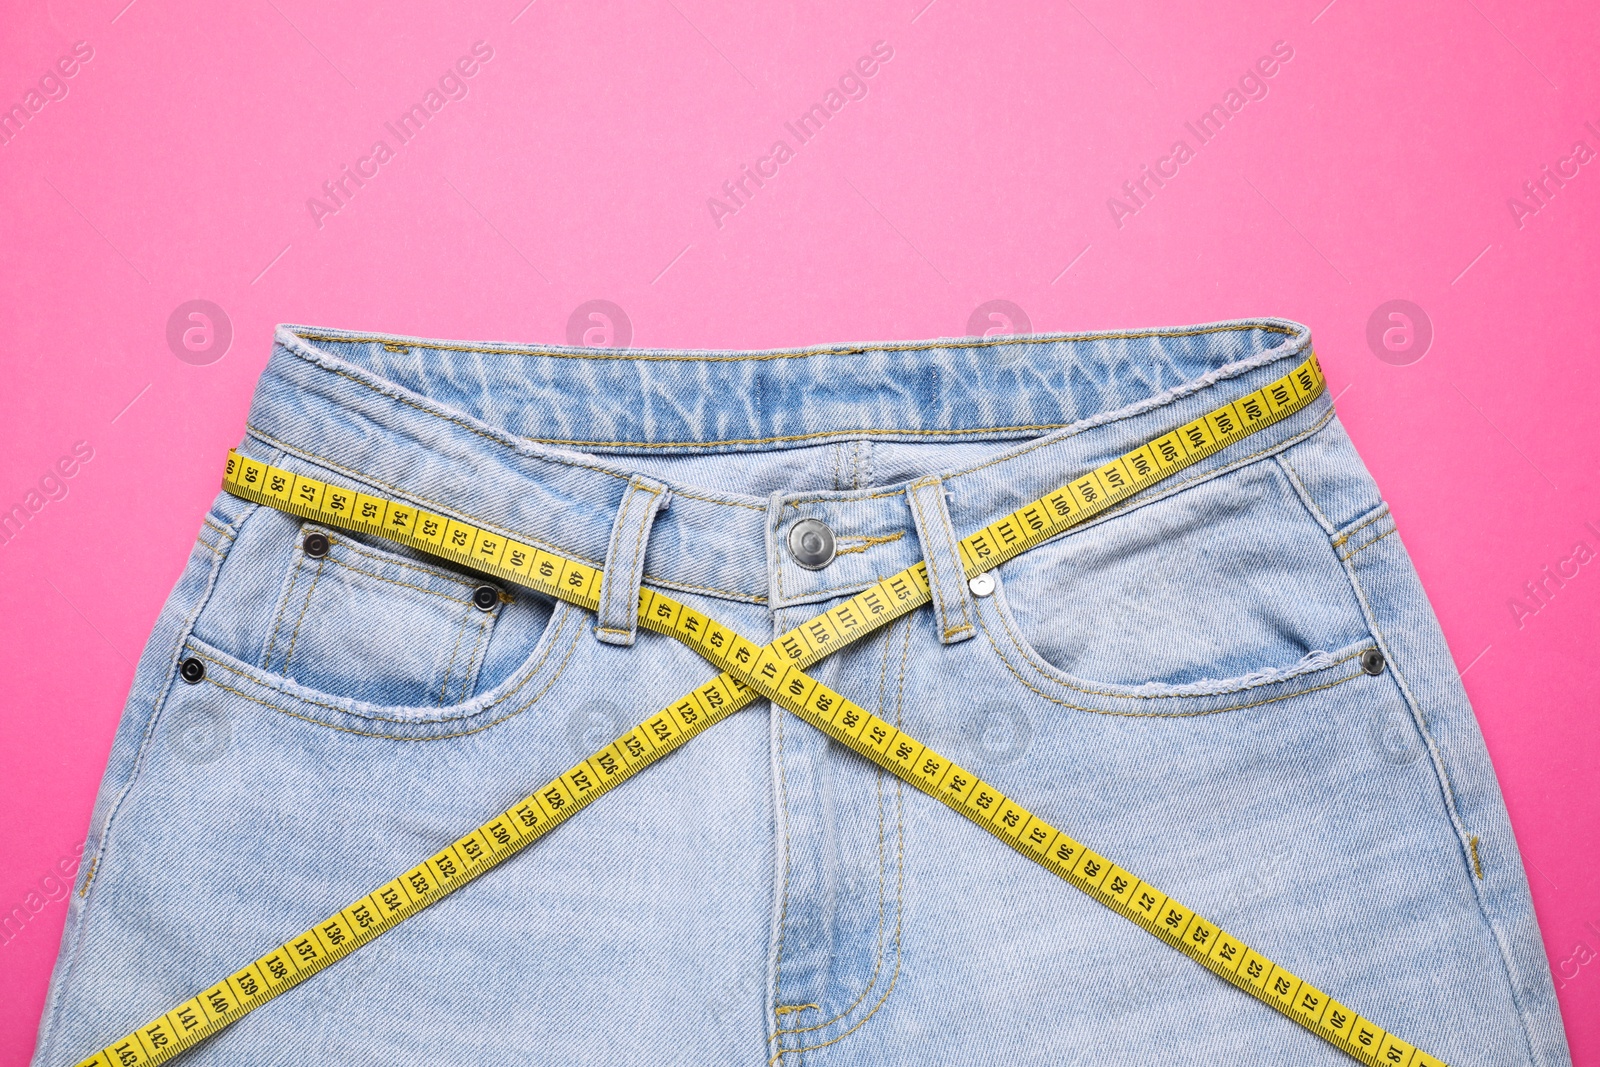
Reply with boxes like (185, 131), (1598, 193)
(32, 319), (1570, 1066)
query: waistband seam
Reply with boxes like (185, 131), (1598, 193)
(277, 320), (1307, 477)
(246, 426), (589, 561)
(769, 335), (1315, 512)
(523, 422), (1074, 451)
(261, 322), (1319, 608)
(275, 321), (1307, 457)
(282, 320), (1297, 364)
(247, 393), (1334, 612)
(273, 352), (635, 488)
(942, 335), (1315, 487)
(256, 354), (771, 512)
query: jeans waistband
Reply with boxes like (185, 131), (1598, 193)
(241, 318), (1328, 609)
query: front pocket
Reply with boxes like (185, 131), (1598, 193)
(261, 523), (508, 706)
(994, 458), (1371, 690)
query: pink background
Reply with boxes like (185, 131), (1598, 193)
(1, 0), (1596, 1062)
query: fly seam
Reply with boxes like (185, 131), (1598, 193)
(774, 620), (899, 1037)
(770, 690), (796, 1013)
(771, 623), (910, 1061)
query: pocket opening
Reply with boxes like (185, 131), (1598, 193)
(988, 458), (1373, 693)
(980, 574), (1375, 708)
(191, 506), (562, 716)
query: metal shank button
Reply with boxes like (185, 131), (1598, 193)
(787, 518), (836, 570)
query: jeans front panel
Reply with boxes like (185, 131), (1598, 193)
(801, 431), (1554, 1067)
(32, 503), (776, 1067)
(30, 318), (1568, 1067)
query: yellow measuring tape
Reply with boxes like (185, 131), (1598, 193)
(74, 353), (1445, 1067)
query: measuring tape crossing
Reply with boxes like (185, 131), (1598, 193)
(75, 353), (1442, 1067)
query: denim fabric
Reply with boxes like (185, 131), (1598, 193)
(32, 319), (1570, 1067)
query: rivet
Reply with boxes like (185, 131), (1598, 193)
(179, 657), (206, 684)
(472, 585), (500, 612)
(302, 532), (331, 559)
(787, 518), (837, 570)
(968, 573), (996, 597)
(1361, 648), (1386, 676)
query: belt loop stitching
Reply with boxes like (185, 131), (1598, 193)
(593, 474), (671, 646)
(906, 475), (975, 645)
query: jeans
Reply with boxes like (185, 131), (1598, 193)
(32, 318), (1570, 1066)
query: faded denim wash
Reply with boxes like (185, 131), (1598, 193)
(32, 318), (1571, 1066)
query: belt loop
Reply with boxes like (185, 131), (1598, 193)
(593, 474), (672, 647)
(906, 475), (976, 645)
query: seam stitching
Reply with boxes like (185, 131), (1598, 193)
(291, 321), (1291, 362)
(598, 484), (644, 631)
(246, 427), (590, 559)
(1339, 526), (1395, 561)
(771, 407), (1336, 611)
(980, 604), (1368, 715)
(278, 558), (326, 673)
(908, 487), (951, 634)
(201, 517), (236, 541)
(833, 531), (905, 556)
(943, 370), (1314, 486)
(187, 602), (575, 728)
(910, 478), (971, 638)
(771, 693), (795, 1012)
(314, 529), (500, 590)
(321, 556), (484, 605)
(989, 574), (1368, 700)
(1334, 552), (1550, 1067)
(294, 365), (635, 482)
(773, 620), (899, 1038)
(773, 625), (909, 1061)
(619, 487), (662, 621)
(532, 422), (1076, 451)
(191, 611), (579, 741)
(262, 550), (305, 671)
(1331, 504), (1392, 548)
(1274, 452), (1337, 534)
